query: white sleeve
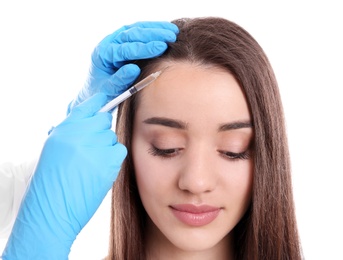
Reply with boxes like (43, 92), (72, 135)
(0, 159), (38, 238)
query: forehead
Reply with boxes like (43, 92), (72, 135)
(136, 62), (251, 124)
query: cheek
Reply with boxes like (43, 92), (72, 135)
(132, 139), (175, 201)
(230, 160), (253, 190)
(134, 153), (157, 194)
(215, 158), (253, 216)
(226, 160), (254, 210)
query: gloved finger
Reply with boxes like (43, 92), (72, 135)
(97, 130), (119, 147)
(106, 42), (168, 65)
(102, 64), (140, 97)
(94, 40), (168, 70)
(94, 21), (177, 56)
(121, 21), (179, 34)
(69, 93), (108, 119)
(74, 130), (118, 147)
(108, 21), (179, 40)
(56, 112), (113, 134)
(92, 143), (128, 196)
(115, 27), (177, 44)
(94, 24), (178, 69)
(83, 141), (127, 181)
(82, 139), (127, 173)
(104, 142), (127, 172)
(112, 142), (127, 164)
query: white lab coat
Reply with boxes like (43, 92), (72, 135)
(0, 159), (37, 238)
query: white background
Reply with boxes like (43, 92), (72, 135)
(1, 0), (342, 259)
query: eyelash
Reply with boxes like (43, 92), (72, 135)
(218, 150), (250, 161)
(148, 146), (250, 161)
(148, 146), (181, 159)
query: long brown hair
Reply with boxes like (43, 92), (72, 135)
(108, 17), (302, 259)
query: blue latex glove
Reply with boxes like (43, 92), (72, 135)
(67, 21), (179, 113)
(2, 93), (127, 259)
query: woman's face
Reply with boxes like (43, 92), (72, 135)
(132, 62), (253, 257)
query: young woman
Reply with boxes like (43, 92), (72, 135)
(110, 17), (302, 259)
(2, 17), (302, 260)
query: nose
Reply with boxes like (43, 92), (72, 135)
(178, 146), (217, 194)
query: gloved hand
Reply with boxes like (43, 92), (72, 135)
(2, 93), (127, 260)
(67, 21), (179, 113)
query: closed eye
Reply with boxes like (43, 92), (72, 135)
(148, 145), (182, 159)
(218, 150), (250, 161)
(148, 146), (251, 161)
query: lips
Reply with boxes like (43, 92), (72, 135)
(170, 204), (221, 227)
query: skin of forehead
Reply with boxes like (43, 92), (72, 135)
(136, 62), (251, 129)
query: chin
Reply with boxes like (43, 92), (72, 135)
(166, 230), (230, 253)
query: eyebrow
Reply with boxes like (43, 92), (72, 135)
(143, 117), (188, 129)
(143, 117), (253, 131)
(218, 121), (253, 131)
